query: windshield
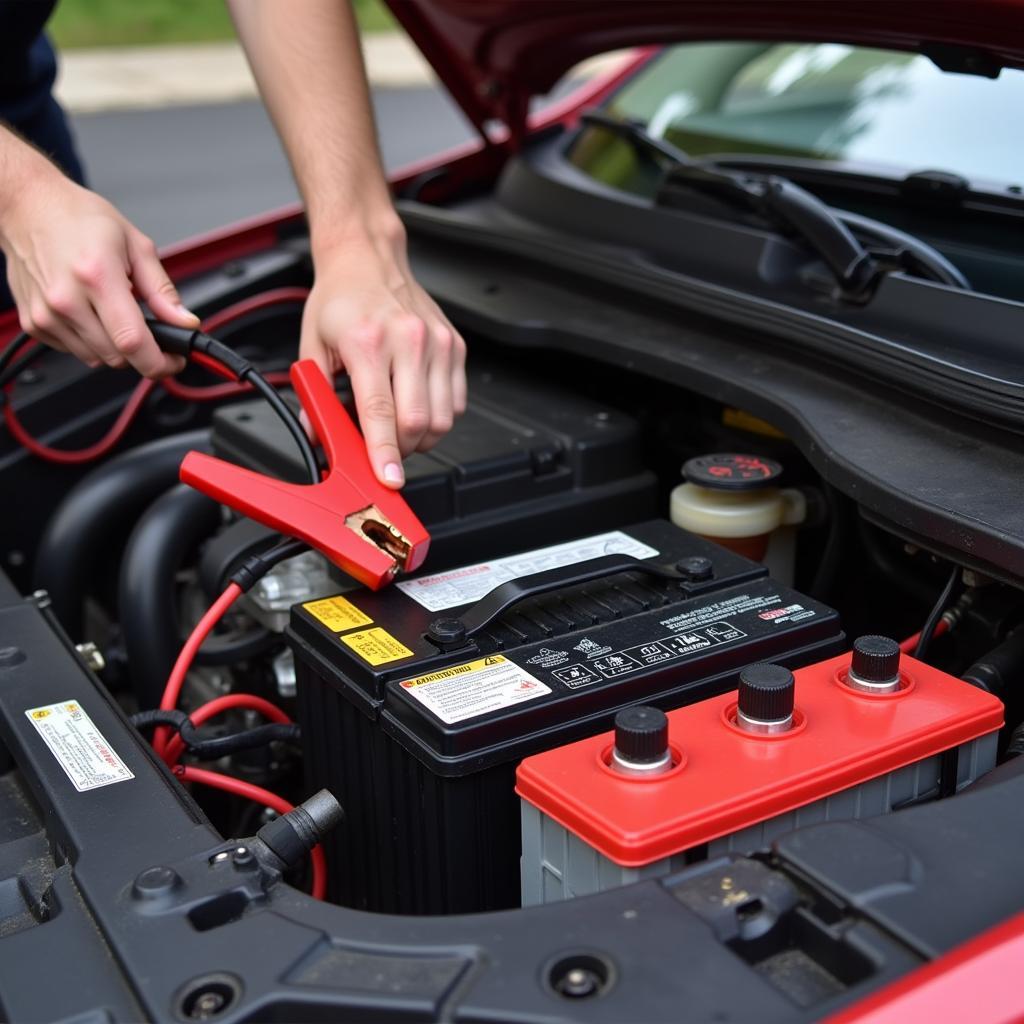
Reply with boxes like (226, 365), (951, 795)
(569, 42), (1024, 189)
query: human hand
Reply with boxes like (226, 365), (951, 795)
(301, 216), (467, 488)
(0, 148), (198, 377)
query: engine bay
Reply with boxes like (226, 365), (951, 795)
(3, 214), (1024, 1020)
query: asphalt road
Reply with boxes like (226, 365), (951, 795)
(69, 87), (475, 246)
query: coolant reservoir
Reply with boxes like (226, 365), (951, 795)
(670, 453), (805, 561)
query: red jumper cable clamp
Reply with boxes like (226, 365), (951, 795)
(179, 359), (429, 589)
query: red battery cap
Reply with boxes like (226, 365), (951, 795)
(515, 651), (1003, 867)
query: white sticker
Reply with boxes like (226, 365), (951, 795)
(25, 700), (134, 792)
(395, 531), (659, 612)
(398, 655), (552, 724)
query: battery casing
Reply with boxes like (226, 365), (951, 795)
(517, 651), (1003, 905)
(288, 519), (844, 914)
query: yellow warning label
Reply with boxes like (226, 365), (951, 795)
(340, 627), (414, 665)
(304, 594), (372, 632)
(402, 655), (508, 687)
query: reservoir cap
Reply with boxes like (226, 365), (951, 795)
(683, 453), (782, 491)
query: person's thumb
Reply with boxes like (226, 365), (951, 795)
(127, 231), (199, 328)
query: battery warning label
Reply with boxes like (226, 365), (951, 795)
(25, 700), (134, 792)
(395, 531), (659, 612)
(304, 594), (372, 632)
(399, 655), (552, 724)
(341, 627), (414, 665)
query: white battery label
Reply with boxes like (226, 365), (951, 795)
(399, 655), (552, 724)
(395, 531), (660, 612)
(25, 700), (134, 792)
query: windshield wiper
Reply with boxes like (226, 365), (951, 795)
(579, 110), (968, 298)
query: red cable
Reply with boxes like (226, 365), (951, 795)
(900, 616), (951, 655)
(175, 764), (326, 900)
(4, 287), (308, 463)
(199, 287), (310, 335)
(163, 693), (292, 767)
(154, 584), (243, 756)
(3, 377), (157, 465)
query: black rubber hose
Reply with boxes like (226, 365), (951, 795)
(193, 627), (278, 666)
(962, 628), (1024, 702)
(33, 430), (211, 635)
(119, 484), (221, 708)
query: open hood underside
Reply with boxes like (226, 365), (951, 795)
(384, 0), (1024, 140)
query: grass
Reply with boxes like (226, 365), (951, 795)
(49, 0), (396, 49)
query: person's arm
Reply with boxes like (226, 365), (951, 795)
(0, 125), (197, 377)
(228, 0), (466, 488)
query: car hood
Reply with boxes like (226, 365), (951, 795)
(383, 0), (1024, 140)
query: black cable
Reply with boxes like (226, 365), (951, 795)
(182, 721), (300, 759)
(229, 536), (307, 592)
(5, 320), (320, 490)
(146, 319), (320, 485)
(914, 565), (960, 661)
(241, 367), (320, 483)
(130, 708), (300, 759)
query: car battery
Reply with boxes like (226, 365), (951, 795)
(288, 519), (845, 915)
(517, 638), (1003, 905)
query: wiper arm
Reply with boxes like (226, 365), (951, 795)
(581, 109), (879, 298)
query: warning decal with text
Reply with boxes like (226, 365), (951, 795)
(25, 700), (134, 793)
(340, 627), (414, 665)
(304, 594), (373, 632)
(399, 655), (551, 724)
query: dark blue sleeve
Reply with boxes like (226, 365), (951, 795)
(1, 31), (85, 311)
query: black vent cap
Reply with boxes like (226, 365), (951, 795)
(738, 663), (795, 722)
(614, 706), (669, 764)
(851, 635), (901, 684)
(683, 453), (783, 491)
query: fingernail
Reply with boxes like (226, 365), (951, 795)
(176, 303), (199, 323)
(383, 462), (404, 485)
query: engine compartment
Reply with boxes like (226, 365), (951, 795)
(3, 221), (1024, 1021)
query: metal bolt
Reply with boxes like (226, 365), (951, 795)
(676, 556), (714, 582)
(75, 642), (105, 673)
(133, 865), (179, 899)
(210, 851), (231, 865)
(231, 846), (256, 870)
(189, 991), (226, 1020)
(557, 967), (600, 998)
(0, 646), (26, 670)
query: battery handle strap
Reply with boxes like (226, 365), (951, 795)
(450, 554), (682, 642)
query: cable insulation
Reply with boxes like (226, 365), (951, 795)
(914, 567), (960, 661)
(175, 764), (326, 899)
(154, 583), (243, 756)
(163, 693), (292, 767)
